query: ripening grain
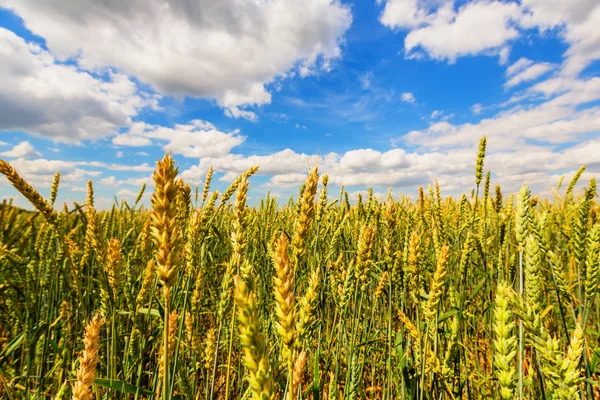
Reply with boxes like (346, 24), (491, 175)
(0, 137), (598, 399)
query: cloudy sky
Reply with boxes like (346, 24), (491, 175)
(0, 0), (598, 208)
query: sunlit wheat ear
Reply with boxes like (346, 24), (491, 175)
(423, 244), (448, 324)
(82, 181), (99, 267)
(72, 315), (103, 400)
(202, 166), (213, 204)
(273, 232), (296, 363)
(50, 171), (60, 206)
(556, 322), (584, 399)
(405, 231), (422, 302)
(573, 178), (596, 266)
(315, 173), (329, 225)
(203, 327), (216, 370)
(150, 152), (181, 400)
(356, 224), (376, 291)
(297, 266), (320, 346)
(234, 276), (274, 400)
(183, 209), (202, 281)
(233, 177), (251, 279)
(547, 251), (571, 302)
(475, 136), (487, 185)
(151, 153), (181, 298)
(585, 224), (600, 302)
(374, 271), (389, 299)
(221, 166), (259, 204)
(0, 159), (57, 225)
(105, 238), (122, 297)
(292, 350), (307, 397)
(292, 166), (319, 268)
(493, 283), (517, 400)
(398, 309), (422, 371)
(136, 260), (156, 313)
(515, 184), (531, 250)
(565, 165), (586, 198)
(134, 183), (146, 206)
(524, 234), (542, 311)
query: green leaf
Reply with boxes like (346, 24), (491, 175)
(137, 308), (161, 318)
(0, 331), (24, 359)
(438, 309), (459, 323)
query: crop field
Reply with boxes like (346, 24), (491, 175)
(0, 137), (599, 399)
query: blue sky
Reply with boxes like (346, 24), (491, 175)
(0, 0), (598, 209)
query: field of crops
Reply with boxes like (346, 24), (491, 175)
(0, 137), (598, 399)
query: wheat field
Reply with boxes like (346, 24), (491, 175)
(0, 137), (598, 399)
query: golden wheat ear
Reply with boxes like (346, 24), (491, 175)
(0, 159), (57, 225)
(72, 314), (104, 400)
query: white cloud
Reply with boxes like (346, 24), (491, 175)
(2, 0), (352, 119)
(0, 28), (158, 142)
(116, 151), (124, 158)
(99, 176), (118, 188)
(3, 158), (101, 187)
(100, 174), (153, 189)
(505, 57), (556, 88)
(0, 141), (7, 146)
(401, 92), (416, 103)
(116, 189), (137, 198)
(115, 120), (245, 158)
(136, 151), (149, 156)
(49, 147), (60, 153)
(0, 141), (41, 158)
(383, 1), (523, 62)
(270, 173), (312, 188)
(498, 46), (511, 65)
(506, 57), (533, 77)
(379, 0), (437, 29)
(400, 75), (600, 152)
(471, 103), (483, 115)
(223, 107), (259, 122)
(519, 0), (600, 76)
(112, 134), (152, 147)
(380, 0), (600, 80)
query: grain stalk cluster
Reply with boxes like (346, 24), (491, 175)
(0, 138), (598, 400)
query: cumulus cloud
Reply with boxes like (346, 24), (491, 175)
(381, 1), (522, 62)
(179, 137), (599, 196)
(181, 145), (471, 190)
(400, 76), (600, 151)
(99, 176), (118, 188)
(519, 0), (600, 76)
(114, 120), (245, 158)
(380, 0), (600, 79)
(3, 158), (100, 187)
(0, 157), (153, 190)
(116, 189), (137, 198)
(0, 141), (41, 158)
(2, 0), (352, 120)
(0, 28), (158, 142)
